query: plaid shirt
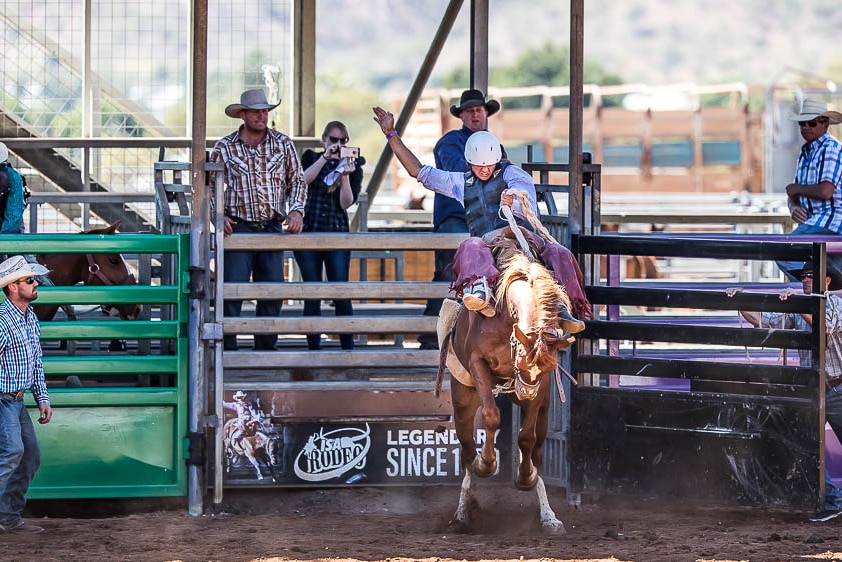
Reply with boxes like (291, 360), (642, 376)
(793, 132), (842, 233)
(0, 299), (48, 404)
(211, 127), (307, 222)
(760, 292), (842, 378)
(300, 150), (362, 233)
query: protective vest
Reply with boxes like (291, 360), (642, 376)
(463, 162), (532, 237)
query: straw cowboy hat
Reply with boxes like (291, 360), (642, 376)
(789, 98), (842, 125)
(225, 89), (280, 118)
(232, 390), (247, 401)
(0, 142), (8, 163)
(0, 256), (49, 288)
(449, 89), (501, 118)
(788, 260), (842, 291)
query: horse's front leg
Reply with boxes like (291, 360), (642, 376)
(470, 362), (500, 478)
(449, 468), (474, 532)
(535, 475), (565, 535)
(515, 395), (545, 490)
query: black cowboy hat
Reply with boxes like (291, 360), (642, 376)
(788, 260), (842, 291)
(449, 89), (501, 118)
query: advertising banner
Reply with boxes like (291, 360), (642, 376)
(221, 390), (512, 486)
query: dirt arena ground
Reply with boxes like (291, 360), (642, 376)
(3, 485), (841, 562)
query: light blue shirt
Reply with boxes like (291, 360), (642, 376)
(0, 299), (48, 403)
(793, 132), (842, 234)
(415, 164), (539, 221)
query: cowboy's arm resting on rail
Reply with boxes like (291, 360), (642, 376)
(786, 180), (837, 201)
(283, 138), (307, 234)
(737, 310), (761, 327)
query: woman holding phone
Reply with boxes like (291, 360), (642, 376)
(294, 121), (363, 350)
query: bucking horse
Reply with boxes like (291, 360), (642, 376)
(437, 232), (577, 535)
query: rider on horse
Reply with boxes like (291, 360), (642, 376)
(223, 390), (266, 443)
(372, 107), (591, 335)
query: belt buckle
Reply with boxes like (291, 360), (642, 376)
(13, 389), (24, 401)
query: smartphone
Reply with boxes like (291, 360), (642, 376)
(340, 146), (360, 160)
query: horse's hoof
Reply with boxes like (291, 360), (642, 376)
(542, 521), (566, 536)
(515, 466), (539, 490)
(447, 518), (470, 534)
(472, 457), (497, 478)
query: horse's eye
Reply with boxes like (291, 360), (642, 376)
(109, 258), (120, 265)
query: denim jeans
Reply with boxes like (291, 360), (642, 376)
(0, 397), (40, 529)
(776, 223), (842, 282)
(223, 220), (286, 351)
(825, 385), (842, 508)
(293, 249), (354, 350)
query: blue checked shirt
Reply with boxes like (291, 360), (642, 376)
(0, 299), (49, 404)
(211, 127), (307, 223)
(792, 132), (842, 233)
(760, 292), (842, 379)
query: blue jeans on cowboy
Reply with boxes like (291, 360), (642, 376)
(776, 223), (842, 282)
(0, 397), (40, 530)
(824, 386), (842, 509)
(293, 248), (354, 350)
(223, 220), (286, 351)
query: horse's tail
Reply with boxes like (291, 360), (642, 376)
(436, 302), (463, 398)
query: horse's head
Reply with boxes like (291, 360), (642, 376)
(499, 253), (574, 401)
(83, 222), (142, 320)
(510, 323), (573, 400)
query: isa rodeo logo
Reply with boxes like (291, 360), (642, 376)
(294, 424), (371, 482)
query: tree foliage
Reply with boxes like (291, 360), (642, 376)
(441, 43), (623, 89)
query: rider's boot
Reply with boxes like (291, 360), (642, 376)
(558, 305), (585, 334)
(462, 276), (496, 317)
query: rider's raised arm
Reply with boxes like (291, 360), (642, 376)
(372, 106), (423, 178)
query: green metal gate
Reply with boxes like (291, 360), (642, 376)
(0, 233), (189, 499)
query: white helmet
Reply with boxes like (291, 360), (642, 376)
(0, 143), (8, 163)
(464, 131), (502, 166)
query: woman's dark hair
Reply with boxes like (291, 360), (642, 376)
(322, 121), (349, 139)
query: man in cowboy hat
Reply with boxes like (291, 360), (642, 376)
(212, 88), (308, 351)
(734, 259), (842, 521)
(417, 89), (504, 350)
(0, 256), (52, 534)
(778, 98), (842, 279)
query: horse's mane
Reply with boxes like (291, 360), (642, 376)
(494, 252), (570, 330)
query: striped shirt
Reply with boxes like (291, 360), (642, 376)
(793, 132), (842, 233)
(760, 292), (842, 378)
(0, 299), (49, 404)
(211, 127), (307, 223)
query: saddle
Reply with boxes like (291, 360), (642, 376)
(486, 225), (546, 266)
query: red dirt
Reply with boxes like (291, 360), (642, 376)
(3, 485), (841, 561)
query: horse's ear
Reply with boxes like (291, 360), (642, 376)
(513, 324), (530, 345)
(105, 220), (121, 234)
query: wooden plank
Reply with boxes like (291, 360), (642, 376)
(222, 349), (440, 369)
(224, 315), (438, 334)
(224, 281), (451, 300)
(223, 232), (467, 252)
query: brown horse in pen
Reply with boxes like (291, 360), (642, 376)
(437, 251), (575, 535)
(34, 222), (142, 323)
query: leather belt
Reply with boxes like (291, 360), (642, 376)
(229, 215), (284, 231)
(828, 377), (842, 391)
(1, 389), (25, 401)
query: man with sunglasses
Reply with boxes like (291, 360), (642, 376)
(0, 256), (52, 534)
(778, 98), (842, 280)
(733, 260), (842, 521)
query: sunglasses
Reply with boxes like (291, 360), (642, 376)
(801, 272), (814, 280)
(15, 277), (37, 285)
(799, 119), (827, 127)
(328, 136), (349, 144)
